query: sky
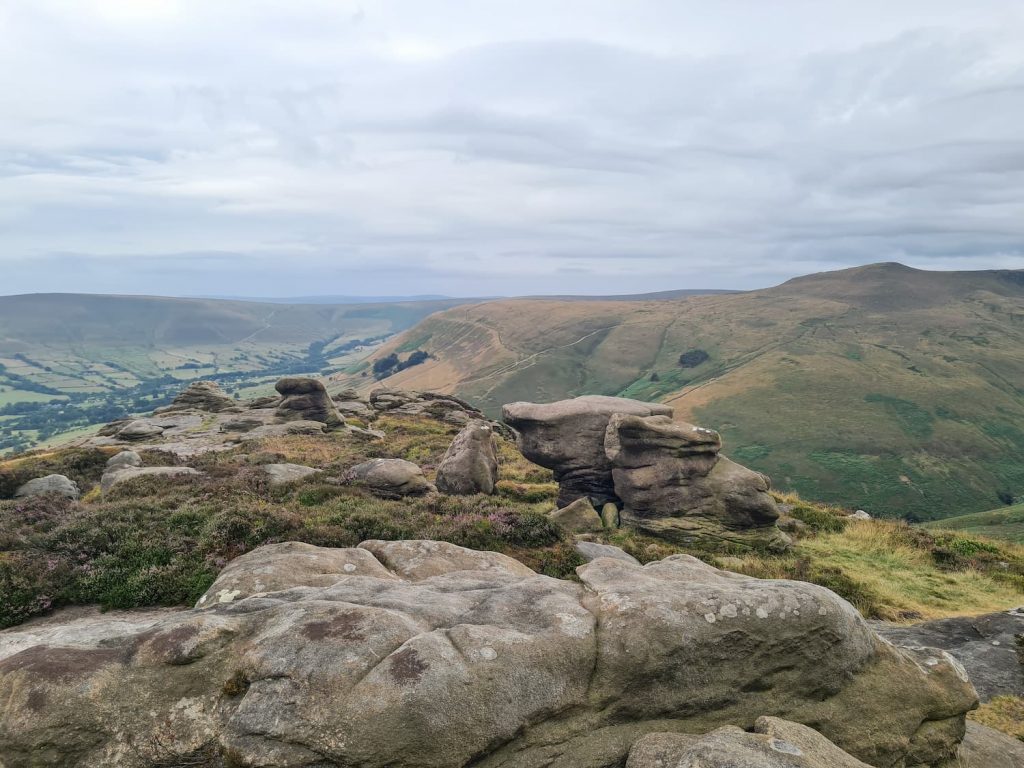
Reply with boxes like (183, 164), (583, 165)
(2, 1), (1024, 297)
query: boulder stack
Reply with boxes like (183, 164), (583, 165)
(274, 377), (344, 429)
(606, 413), (788, 551)
(502, 395), (672, 507)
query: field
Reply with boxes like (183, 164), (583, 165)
(336, 264), (1024, 521)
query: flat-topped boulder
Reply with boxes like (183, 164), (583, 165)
(274, 377), (344, 429)
(606, 413), (788, 551)
(261, 462), (321, 487)
(158, 380), (239, 413)
(435, 420), (499, 495)
(344, 458), (432, 498)
(0, 541), (977, 768)
(502, 395), (673, 506)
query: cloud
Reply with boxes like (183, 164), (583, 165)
(1, 1), (1023, 296)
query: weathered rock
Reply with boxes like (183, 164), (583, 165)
(502, 395), (672, 507)
(14, 474), (79, 500)
(435, 420), (499, 495)
(274, 377), (344, 428)
(116, 419), (165, 440)
(574, 541), (639, 565)
(347, 425), (386, 440)
(958, 721), (1024, 768)
(105, 450), (141, 470)
(0, 543), (977, 768)
(873, 607), (1024, 700)
(246, 395), (281, 409)
(550, 497), (604, 533)
(344, 458), (431, 498)
(100, 466), (203, 494)
(607, 414), (789, 551)
(851, 509), (872, 520)
(159, 381), (239, 413)
(262, 463), (321, 487)
(220, 416), (264, 433)
(369, 388), (418, 410)
(627, 717), (872, 767)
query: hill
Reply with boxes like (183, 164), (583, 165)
(338, 263), (1024, 521)
(0, 294), (467, 452)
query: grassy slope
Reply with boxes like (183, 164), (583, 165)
(339, 264), (1024, 521)
(3, 417), (1023, 631)
(922, 503), (1024, 543)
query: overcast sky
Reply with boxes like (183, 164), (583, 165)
(2, 1), (1023, 297)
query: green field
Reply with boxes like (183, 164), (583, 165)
(923, 503), (1024, 543)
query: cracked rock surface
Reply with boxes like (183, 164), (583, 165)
(0, 541), (977, 768)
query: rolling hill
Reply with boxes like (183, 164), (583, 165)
(337, 263), (1024, 521)
(924, 503), (1024, 543)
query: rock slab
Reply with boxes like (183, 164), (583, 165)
(0, 541), (977, 768)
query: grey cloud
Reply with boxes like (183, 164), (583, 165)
(0, 1), (1023, 296)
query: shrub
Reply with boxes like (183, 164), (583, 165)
(788, 503), (848, 534)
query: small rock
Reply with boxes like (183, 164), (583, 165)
(851, 510), (871, 520)
(117, 420), (165, 440)
(601, 502), (620, 529)
(549, 497), (603, 533)
(105, 450), (141, 470)
(344, 458), (431, 498)
(574, 541), (639, 565)
(263, 463), (321, 487)
(14, 474), (80, 500)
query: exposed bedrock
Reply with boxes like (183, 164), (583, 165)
(0, 541), (975, 768)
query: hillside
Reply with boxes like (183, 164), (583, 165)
(338, 263), (1024, 521)
(924, 503), (1024, 543)
(0, 294), (466, 452)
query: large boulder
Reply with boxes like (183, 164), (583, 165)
(159, 381), (239, 413)
(105, 450), (141, 471)
(502, 395), (672, 506)
(435, 420), (499, 495)
(344, 458), (431, 498)
(606, 414), (789, 551)
(627, 717), (872, 767)
(116, 419), (165, 440)
(14, 474), (79, 500)
(873, 608), (1024, 701)
(549, 497), (604, 533)
(0, 542), (977, 768)
(274, 377), (344, 429)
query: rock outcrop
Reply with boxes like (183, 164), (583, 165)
(502, 395), (672, 506)
(14, 474), (80, 500)
(0, 541), (977, 768)
(274, 377), (344, 429)
(873, 607), (1024, 701)
(344, 458), (432, 498)
(627, 717), (872, 767)
(435, 420), (499, 495)
(158, 380), (239, 413)
(116, 419), (165, 440)
(958, 721), (1024, 768)
(606, 414), (788, 551)
(105, 450), (141, 471)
